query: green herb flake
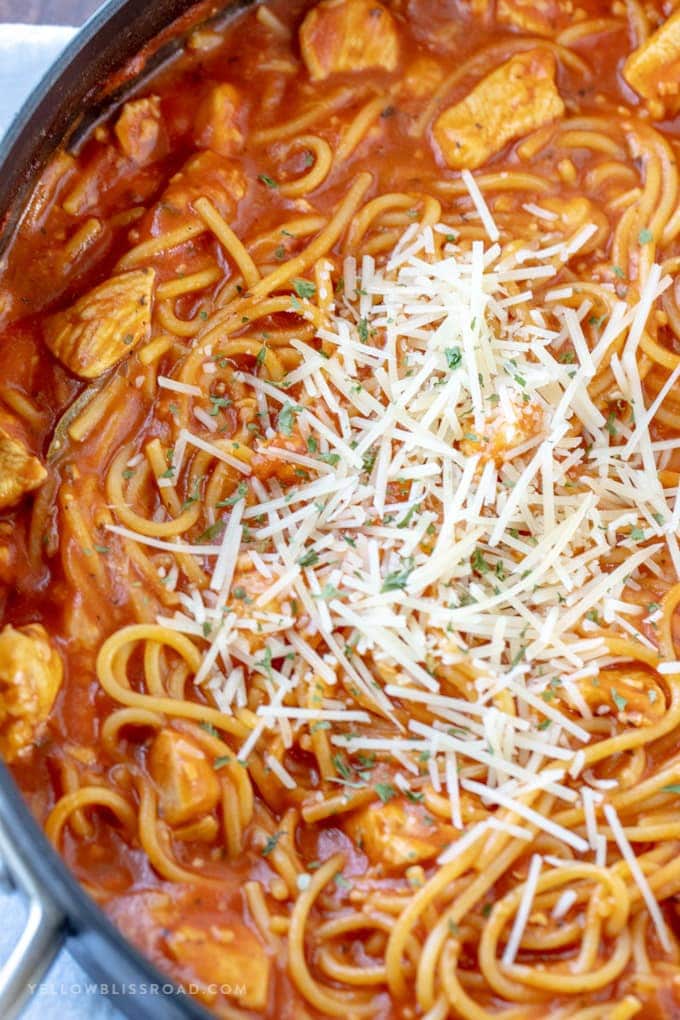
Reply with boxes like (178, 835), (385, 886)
(374, 783), (396, 803)
(297, 549), (319, 568)
(611, 688), (628, 712)
(292, 278), (316, 300)
(471, 547), (490, 574)
(197, 519), (226, 543)
(258, 173), (278, 189)
(277, 402), (302, 436)
(261, 831), (284, 856)
(381, 557), (415, 593)
(445, 347), (462, 369)
(397, 502), (421, 529)
(405, 789), (424, 803)
(216, 481), (248, 508)
(332, 754), (352, 780)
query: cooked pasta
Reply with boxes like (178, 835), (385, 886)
(4, 0), (680, 1016)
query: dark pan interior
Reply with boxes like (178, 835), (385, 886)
(0, 0), (249, 257)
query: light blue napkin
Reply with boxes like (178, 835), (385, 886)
(0, 22), (120, 1020)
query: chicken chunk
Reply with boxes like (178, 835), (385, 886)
(114, 96), (168, 166)
(300, 0), (400, 81)
(251, 432), (309, 485)
(43, 268), (154, 379)
(577, 668), (665, 727)
(194, 83), (244, 157)
(346, 799), (452, 870)
(159, 150), (246, 226)
(399, 57), (445, 100)
(0, 624), (62, 762)
(224, 563), (284, 654)
(623, 10), (680, 118)
(497, 0), (565, 35)
(148, 730), (220, 826)
(165, 923), (270, 1011)
(432, 49), (564, 170)
(461, 400), (544, 467)
(0, 429), (46, 509)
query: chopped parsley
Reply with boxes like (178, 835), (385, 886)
(471, 547), (490, 574)
(292, 278), (316, 300)
(261, 831), (284, 856)
(381, 557), (415, 593)
(277, 402), (302, 436)
(297, 549), (319, 568)
(216, 481), (248, 508)
(611, 688), (628, 712)
(445, 347), (463, 369)
(197, 519), (226, 543)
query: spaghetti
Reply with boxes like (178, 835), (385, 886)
(2, 0), (680, 1017)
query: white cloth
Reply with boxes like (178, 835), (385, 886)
(0, 23), (120, 1020)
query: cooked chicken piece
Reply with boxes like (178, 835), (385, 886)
(461, 400), (544, 467)
(300, 0), (399, 81)
(43, 268), (154, 379)
(346, 799), (452, 870)
(165, 923), (270, 1011)
(399, 57), (445, 100)
(623, 10), (680, 118)
(497, 0), (563, 35)
(251, 432), (309, 485)
(464, 0), (492, 16)
(0, 429), (46, 509)
(226, 563), (284, 653)
(114, 96), (168, 166)
(577, 668), (665, 727)
(0, 624), (62, 762)
(148, 730), (220, 826)
(194, 83), (244, 157)
(0, 522), (18, 585)
(159, 150), (246, 225)
(432, 49), (564, 170)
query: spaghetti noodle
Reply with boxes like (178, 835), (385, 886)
(3, 0), (680, 1016)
